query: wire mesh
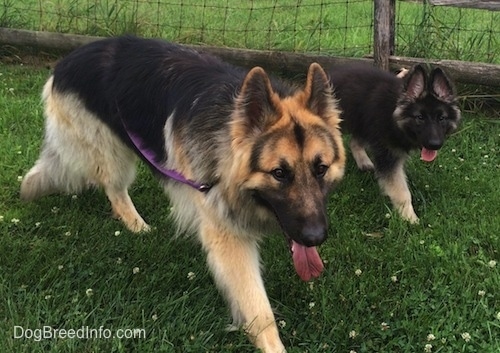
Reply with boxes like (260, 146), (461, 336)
(1, 0), (498, 63)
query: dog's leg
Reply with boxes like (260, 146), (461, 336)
(21, 133), (90, 200)
(350, 138), (374, 171)
(21, 149), (63, 201)
(199, 220), (286, 353)
(105, 187), (150, 233)
(94, 144), (150, 233)
(22, 81), (150, 232)
(374, 152), (419, 223)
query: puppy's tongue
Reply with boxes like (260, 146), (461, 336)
(421, 148), (438, 162)
(291, 241), (324, 281)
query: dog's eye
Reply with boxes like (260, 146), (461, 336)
(271, 168), (287, 182)
(438, 115), (446, 121)
(315, 164), (329, 178)
(414, 114), (424, 120)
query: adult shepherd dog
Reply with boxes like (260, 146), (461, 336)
(21, 36), (345, 352)
(328, 64), (461, 223)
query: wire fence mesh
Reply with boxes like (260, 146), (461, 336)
(1, 0), (499, 63)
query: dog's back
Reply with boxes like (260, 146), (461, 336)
(329, 64), (404, 146)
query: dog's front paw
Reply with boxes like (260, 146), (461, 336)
(398, 204), (419, 224)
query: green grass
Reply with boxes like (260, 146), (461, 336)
(1, 0), (499, 63)
(1, 57), (499, 352)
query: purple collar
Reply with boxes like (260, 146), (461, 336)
(124, 126), (212, 193)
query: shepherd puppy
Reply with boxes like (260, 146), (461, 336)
(328, 63), (460, 223)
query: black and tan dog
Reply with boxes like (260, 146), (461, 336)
(328, 63), (461, 223)
(21, 36), (345, 352)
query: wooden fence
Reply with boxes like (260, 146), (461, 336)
(1, 0), (499, 87)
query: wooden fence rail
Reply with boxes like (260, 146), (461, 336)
(1, 28), (499, 87)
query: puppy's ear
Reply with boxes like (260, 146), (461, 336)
(430, 68), (456, 102)
(404, 65), (427, 100)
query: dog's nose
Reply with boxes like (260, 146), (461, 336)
(301, 224), (327, 247)
(425, 139), (443, 150)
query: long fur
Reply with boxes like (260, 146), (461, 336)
(328, 63), (461, 223)
(21, 36), (345, 353)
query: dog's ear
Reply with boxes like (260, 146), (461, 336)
(430, 68), (455, 102)
(304, 63), (338, 119)
(404, 65), (427, 100)
(236, 66), (280, 133)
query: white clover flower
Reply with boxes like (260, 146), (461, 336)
(71, 194), (78, 200)
(114, 230), (121, 236)
(35, 222), (41, 227)
(355, 269), (362, 276)
(278, 320), (286, 329)
(116, 257), (123, 265)
(427, 333), (436, 341)
(58, 265), (64, 270)
(349, 330), (357, 339)
(391, 275), (398, 283)
(308, 302), (315, 309)
(187, 271), (195, 280)
(424, 343), (432, 352)
(11, 218), (20, 225)
(496, 312), (500, 320)
(0, 215), (3, 222)
(488, 260), (497, 268)
(85, 288), (93, 297)
(51, 207), (59, 214)
(152, 314), (158, 321)
(478, 290), (486, 297)
(461, 332), (471, 342)
(133, 267), (140, 274)
(17, 175), (23, 182)
(44, 295), (52, 300)
(380, 322), (390, 330)
(64, 231), (71, 236)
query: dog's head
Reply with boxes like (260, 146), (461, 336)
(394, 64), (461, 161)
(229, 63), (345, 280)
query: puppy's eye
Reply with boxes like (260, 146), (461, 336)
(271, 168), (287, 182)
(315, 164), (329, 178)
(414, 114), (424, 120)
(438, 115), (446, 121)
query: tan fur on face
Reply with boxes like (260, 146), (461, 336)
(228, 63), (345, 200)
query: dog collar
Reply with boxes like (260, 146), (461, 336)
(123, 124), (212, 193)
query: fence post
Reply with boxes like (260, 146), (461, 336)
(374, 0), (395, 70)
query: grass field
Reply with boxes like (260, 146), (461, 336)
(1, 0), (499, 351)
(0, 55), (499, 352)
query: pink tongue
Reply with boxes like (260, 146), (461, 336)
(291, 241), (324, 281)
(421, 148), (438, 162)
